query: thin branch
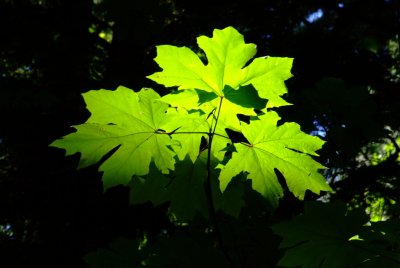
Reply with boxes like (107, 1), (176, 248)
(205, 96), (239, 268)
(156, 130), (230, 140)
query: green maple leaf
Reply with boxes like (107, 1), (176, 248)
(147, 27), (256, 96)
(148, 26), (293, 108)
(217, 111), (331, 207)
(272, 201), (400, 268)
(50, 86), (177, 189)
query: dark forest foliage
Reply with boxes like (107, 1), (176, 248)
(1, 0), (400, 267)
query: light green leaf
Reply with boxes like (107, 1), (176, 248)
(218, 111), (331, 207)
(148, 26), (256, 96)
(148, 26), (293, 108)
(50, 87), (176, 189)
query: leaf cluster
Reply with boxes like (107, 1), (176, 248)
(51, 27), (331, 213)
(49, 27), (400, 268)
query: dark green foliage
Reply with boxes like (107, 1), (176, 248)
(273, 201), (400, 267)
(2, 0), (400, 267)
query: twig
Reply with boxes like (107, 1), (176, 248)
(205, 96), (238, 268)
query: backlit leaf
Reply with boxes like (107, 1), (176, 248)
(51, 87), (177, 189)
(218, 111), (331, 207)
(148, 26), (293, 108)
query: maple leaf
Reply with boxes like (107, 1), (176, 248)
(217, 111), (331, 207)
(147, 27), (256, 96)
(50, 86), (177, 189)
(148, 26), (293, 108)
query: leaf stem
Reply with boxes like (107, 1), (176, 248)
(156, 130), (230, 140)
(205, 96), (238, 268)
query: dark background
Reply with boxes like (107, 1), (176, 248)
(1, 0), (399, 267)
